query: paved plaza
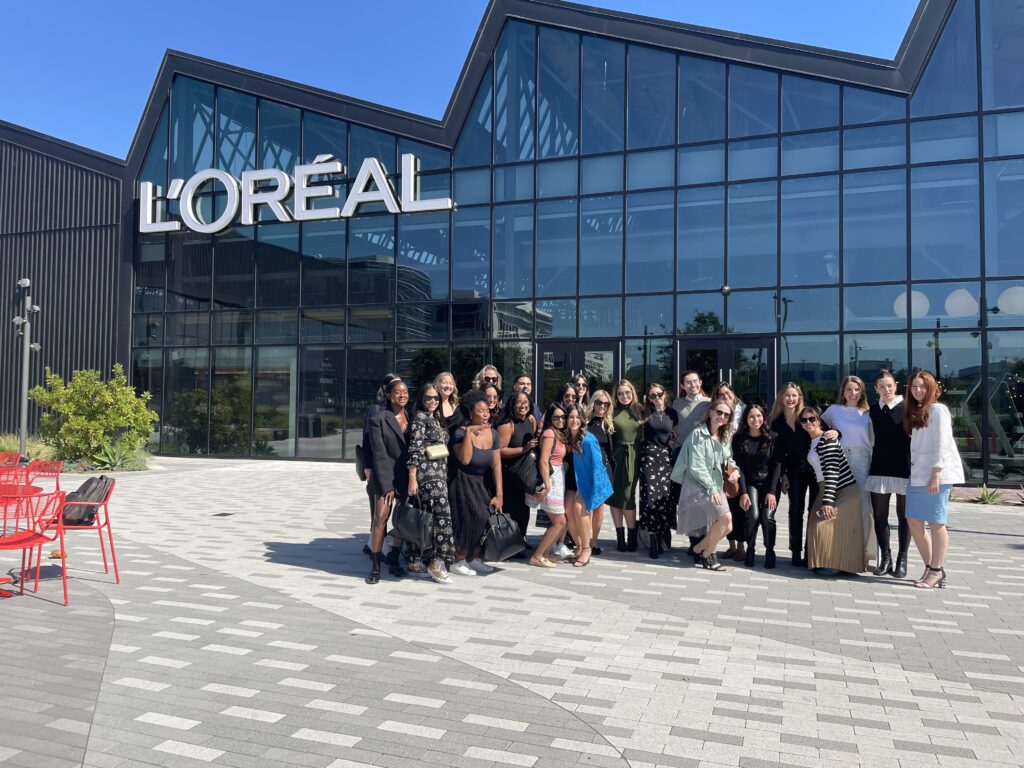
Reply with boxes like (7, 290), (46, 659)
(1, 458), (1022, 768)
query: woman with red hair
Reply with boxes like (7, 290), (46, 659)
(903, 371), (964, 589)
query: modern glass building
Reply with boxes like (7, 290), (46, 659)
(2, 0), (1023, 483)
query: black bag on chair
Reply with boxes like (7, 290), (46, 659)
(506, 449), (540, 492)
(390, 495), (432, 550)
(483, 506), (526, 562)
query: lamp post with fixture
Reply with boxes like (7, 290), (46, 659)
(12, 278), (41, 459)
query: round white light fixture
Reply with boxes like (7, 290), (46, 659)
(944, 288), (979, 317)
(894, 290), (930, 319)
(997, 285), (1024, 315)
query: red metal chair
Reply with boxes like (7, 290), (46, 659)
(26, 459), (62, 491)
(0, 491), (68, 605)
(0, 452), (19, 467)
(61, 478), (119, 583)
(0, 466), (29, 536)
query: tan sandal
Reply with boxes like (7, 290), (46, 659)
(529, 557), (558, 568)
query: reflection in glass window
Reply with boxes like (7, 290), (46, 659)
(536, 299), (577, 337)
(679, 55), (726, 143)
(580, 297), (622, 337)
(911, 163), (980, 280)
(452, 302), (490, 339)
(217, 89), (256, 176)
(987, 331), (1024, 482)
(844, 169), (906, 282)
(162, 348), (209, 455)
(452, 345), (489, 391)
(132, 349), (163, 442)
(398, 346), (448, 391)
(676, 293), (724, 334)
(495, 21), (537, 163)
(843, 86), (905, 125)
(301, 221), (345, 307)
(538, 159), (578, 198)
(782, 76), (839, 132)
(626, 191), (673, 294)
(729, 65), (778, 138)
(910, 116), (978, 164)
(253, 347), (296, 457)
(779, 287), (838, 332)
(628, 46), (676, 149)
(259, 100), (300, 173)
(256, 224), (299, 307)
(987, 279), (1024, 327)
(781, 131), (839, 176)
(728, 291), (777, 334)
(348, 306), (393, 343)
(844, 285), (908, 331)
(454, 169), (490, 205)
(582, 36), (625, 154)
(214, 226), (254, 309)
(350, 124), (396, 175)
(781, 175), (839, 285)
(843, 123), (905, 169)
(492, 203), (533, 299)
(843, 333), (909, 383)
(493, 164), (534, 202)
(297, 347), (345, 459)
(911, 330), (983, 479)
(345, 346), (393, 458)
(677, 143), (724, 185)
(781, 334), (840, 408)
(136, 235), (165, 312)
(984, 112), (1024, 157)
(624, 337), (673, 394)
(493, 342), (533, 385)
(210, 347), (252, 456)
(905, 281), (981, 329)
(581, 155), (623, 195)
(454, 65), (493, 167)
(398, 138), (449, 172)
(141, 105), (169, 187)
(171, 77), (214, 179)
(133, 314), (163, 347)
(580, 195), (623, 295)
(167, 231), (212, 311)
(256, 309), (298, 344)
(539, 27), (579, 158)
(911, 0), (978, 117)
(981, 0), (1024, 109)
(397, 303), (448, 341)
(626, 294), (672, 336)
(398, 212), (449, 302)
(984, 159), (1024, 277)
(213, 310), (253, 345)
(452, 208), (489, 298)
(301, 308), (345, 343)
(348, 217), (395, 304)
(536, 199), (577, 298)
(303, 111), (347, 167)
(627, 149), (674, 189)
(492, 302), (532, 339)
(164, 313), (210, 346)
(727, 182), (776, 288)
(728, 137), (777, 181)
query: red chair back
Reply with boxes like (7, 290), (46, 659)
(26, 490), (65, 535)
(0, 451), (19, 467)
(26, 459), (63, 490)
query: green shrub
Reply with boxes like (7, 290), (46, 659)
(29, 364), (158, 463)
(91, 442), (150, 471)
(0, 433), (56, 460)
(973, 484), (1001, 504)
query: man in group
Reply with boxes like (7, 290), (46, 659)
(671, 370), (712, 561)
(513, 374), (544, 423)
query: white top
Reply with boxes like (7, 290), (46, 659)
(821, 404), (872, 450)
(878, 394), (903, 409)
(807, 436), (824, 482)
(910, 402), (966, 486)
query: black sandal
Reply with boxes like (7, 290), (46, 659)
(915, 566), (946, 589)
(699, 553), (726, 572)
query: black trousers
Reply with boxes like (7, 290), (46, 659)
(871, 491), (909, 557)
(784, 468), (818, 557)
(744, 485), (777, 552)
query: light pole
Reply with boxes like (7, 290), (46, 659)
(12, 278), (41, 459)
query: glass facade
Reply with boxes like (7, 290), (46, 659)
(132, 0), (1024, 484)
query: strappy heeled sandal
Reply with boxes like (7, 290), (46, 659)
(699, 553), (726, 572)
(914, 566), (946, 589)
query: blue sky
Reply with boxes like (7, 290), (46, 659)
(0, 1), (919, 159)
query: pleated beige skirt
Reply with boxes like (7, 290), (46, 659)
(806, 483), (866, 573)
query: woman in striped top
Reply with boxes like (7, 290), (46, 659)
(799, 406), (866, 576)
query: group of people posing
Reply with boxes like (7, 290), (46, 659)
(361, 364), (963, 591)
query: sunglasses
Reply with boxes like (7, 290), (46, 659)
(593, 400), (610, 407)
(564, 394), (577, 400)
(616, 390), (632, 397)
(799, 416), (818, 424)
(713, 409), (731, 418)
(423, 395), (440, 402)
(649, 392), (665, 399)
(551, 414), (566, 421)
(483, 376), (498, 383)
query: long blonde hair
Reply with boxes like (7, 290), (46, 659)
(586, 389), (615, 434)
(433, 371), (459, 409)
(768, 382), (804, 423)
(837, 375), (869, 413)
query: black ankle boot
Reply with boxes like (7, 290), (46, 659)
(744, 544), (755, 567)
(365, 552), (382, 584)
(892, 552), (908, 578)
(615, 527), (627, 552)
(649, 533), (660, 559)
(764, 549), (776, 569)
(385, 550), (406, 578)
(661, 530), (672, 550)
(626, 527), (638, 552)
(874, 549), (893, 576)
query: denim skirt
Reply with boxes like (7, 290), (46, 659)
(906, 484), (953, 525)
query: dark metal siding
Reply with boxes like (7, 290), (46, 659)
(0, 137), (122, 434)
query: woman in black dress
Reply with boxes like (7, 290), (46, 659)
(768, 382), (817, 567)
(586, 390), (615, 555)
(497, 391), (539, 548)
(866, 369), (911, 577)
(449, 390), (504, 576)
(639, 382), (678, 559)
(366, 378), (410, 584)
(731, 404), (782, 568)
(406, 384), (456, 584)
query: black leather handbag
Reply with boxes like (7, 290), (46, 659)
(507, 448), (540, 493)
(390, 494), (432, 550)
(483, 506), (526, 562)
(354, 444), (366, 480)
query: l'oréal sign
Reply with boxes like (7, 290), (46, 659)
(138, 153), (452, 234)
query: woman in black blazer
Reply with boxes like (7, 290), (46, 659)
(361, 372), (400, 555)
(366, 378), (411, 584)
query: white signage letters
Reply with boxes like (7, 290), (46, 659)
(139, 153), (453, 234)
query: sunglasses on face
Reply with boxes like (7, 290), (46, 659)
(483, 376), (498, 383)
(594, 401), (610, 407)
(551, 414), (565, 421)
(564, 394), (577, 400)
(423, 395), (440, 402)
(800, 416), (818, 424)
(649, 392), (665, 399)
(616, 390), (631, 397)
(713, 409), (731, 418)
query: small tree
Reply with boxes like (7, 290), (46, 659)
(30, 364), (158, 462)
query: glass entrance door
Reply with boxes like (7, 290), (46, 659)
(536, 342), (619, 409)
(677, 336), (776, 408)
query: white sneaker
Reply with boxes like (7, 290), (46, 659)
(427, 559), (453, 584)
(468, 558), (494, 574)
(451, 560), (477, 576)
(551, 543), (574, 559)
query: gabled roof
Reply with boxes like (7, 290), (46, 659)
(0, 119), (124, 178)
(124, 0), (954, 180)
